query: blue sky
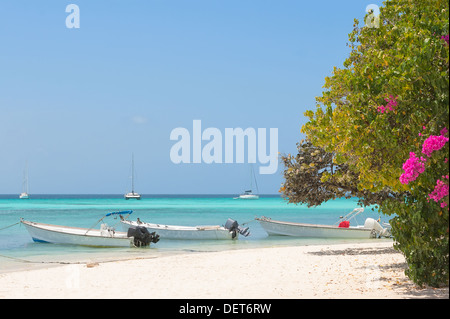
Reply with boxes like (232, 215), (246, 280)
(0, 0), (380, 194)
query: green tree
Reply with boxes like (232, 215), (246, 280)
(282, 0), (449, 286)
(280, 138), (406, 207)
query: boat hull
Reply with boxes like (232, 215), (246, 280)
(237, 194), (259, 199)
(256, 218), (374, 239)
(21, 220), (135, 247)
(124, 192), (141, 200)
(121, 220), (236, 240)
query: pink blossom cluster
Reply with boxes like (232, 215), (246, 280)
(422, 134), (449, 157)
(399, 152), (426, 184)
(377, 95), (398, 114)
(442, 35), (449, 45)
(401, 128), (449, 185)
(428, 177), (449, 208)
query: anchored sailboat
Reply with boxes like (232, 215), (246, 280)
(19, 162), (30, 199)
(235, 165), (259, 199)
(124, 153), (141, 200)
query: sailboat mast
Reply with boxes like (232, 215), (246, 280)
(250, 165), (253, 190)
(26, 161), (29, 194)
(131, 153), (135, 193)
(124, 153), (141, 199)
(252, 165), (259, 194)
(23, 161), (29, 194)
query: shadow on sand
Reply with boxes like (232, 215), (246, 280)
(308, 246), (449, 299)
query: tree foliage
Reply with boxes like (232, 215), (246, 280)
(281, 0), (449, 286)
(280, 139), (405, 207)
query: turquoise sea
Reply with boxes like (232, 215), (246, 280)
(0, 195), (390, 273)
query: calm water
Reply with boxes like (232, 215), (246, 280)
(0, 194), (390, 273)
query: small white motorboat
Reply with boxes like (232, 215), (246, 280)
(21, 211), (160, 247)
(121, 218), (250, 240)
(256, 208), (391, 239)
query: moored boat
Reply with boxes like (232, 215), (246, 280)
(21, 211), (160, 247)
(124, 153), (141, 200)
(235, 190), (259, 200)
(256, 208), (391, 239)
(124, 192), (141, 200)
(19, 161), (30, 199)
(121, 218), (250, 240)
(19, 192), (29, 199)
(234, 165), (260, 200)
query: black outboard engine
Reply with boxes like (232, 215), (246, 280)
(127, 226), (160, 247)
(224, 219), (250, 239)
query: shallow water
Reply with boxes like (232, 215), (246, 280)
(0, 195), (391, 273)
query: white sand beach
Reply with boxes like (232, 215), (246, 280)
(0, 241), (448, 299)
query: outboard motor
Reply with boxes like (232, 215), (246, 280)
(364, 218), (391, 238)
(127, 226), (160, 247)
(224, 219), (250, 239)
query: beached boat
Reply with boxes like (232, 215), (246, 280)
(121, 218), (250, 240)
(256, 208), (391, 239)
(21, 211), (160, 247)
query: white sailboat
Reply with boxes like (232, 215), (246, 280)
(124, 153), (141, 200)
(235, 165), (259, 199)
(19, 162), (30, 199)
(236, 190), (259, 200)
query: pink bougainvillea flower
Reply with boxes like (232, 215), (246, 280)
(399, 152), (426, 184)
(442, 34), (449, 45)
(377, 95), (398, 114)
(422, 134), (449, 157)
(428, 179), (449, 204)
